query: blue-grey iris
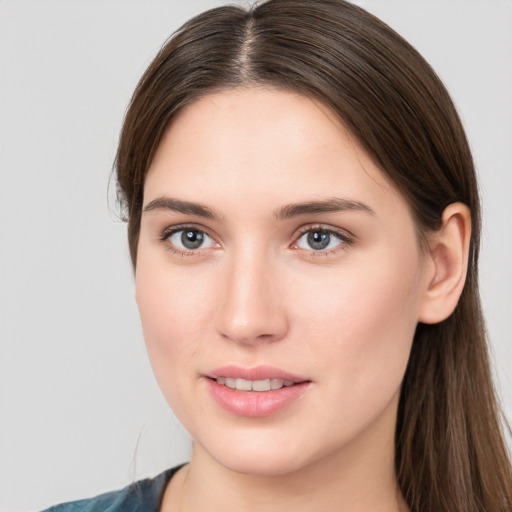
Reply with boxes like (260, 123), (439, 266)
(182, 230), (204, 249)
(308, 231), (330, 250)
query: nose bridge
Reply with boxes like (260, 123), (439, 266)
(216, 242), (287, 344)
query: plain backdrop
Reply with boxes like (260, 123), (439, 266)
(1, 1), (511, 511)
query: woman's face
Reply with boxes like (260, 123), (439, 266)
(136, 88), (431, 476)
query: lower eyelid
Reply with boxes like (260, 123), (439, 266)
(293, 227), (353, 246)
(161, 226), (220, 254)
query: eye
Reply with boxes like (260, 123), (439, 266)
(164, 227), (217, 252)
(294, 227), (351, 253)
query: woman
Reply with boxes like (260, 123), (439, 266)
(45, 0), (512, 511)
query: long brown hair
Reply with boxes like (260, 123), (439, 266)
(115, 1), (512, 510)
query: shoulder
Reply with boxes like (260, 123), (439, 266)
(41, 466), (182, 512)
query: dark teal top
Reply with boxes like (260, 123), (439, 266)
(42, 465), (182, 512)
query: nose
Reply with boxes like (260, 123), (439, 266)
(215, 249), (289, 345)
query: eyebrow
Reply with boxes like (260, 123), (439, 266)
(143, 197), (220, 218)
(274, 198), (375, 220)
(142, 196), (375, 220)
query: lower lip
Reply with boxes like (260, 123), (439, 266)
(205, 378), (311, 418)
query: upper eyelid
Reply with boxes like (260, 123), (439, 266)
(292, 223), (355, 241)
(160, 224), (219, 251)
(161, 223), (215, 239)
(161, 226), (219, 256)
(290, 224), (355, 255)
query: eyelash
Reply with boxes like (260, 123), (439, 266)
(292, 225), (354, 257)
(159, 224), (217, 256)
(159, 224), (354, 258)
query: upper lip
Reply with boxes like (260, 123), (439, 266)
(206, 365), (309, 383)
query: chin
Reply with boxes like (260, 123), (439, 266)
(195, 427), (330, 478)
(215, 450), (307, 477)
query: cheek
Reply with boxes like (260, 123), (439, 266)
(293, 247), (423, 406)
(134, 262), (214, 395)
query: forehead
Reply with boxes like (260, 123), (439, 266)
(144, 88), (404, 218)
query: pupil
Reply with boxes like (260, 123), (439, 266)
(307, 231), (330, 250)
(181, 230), (204, 249)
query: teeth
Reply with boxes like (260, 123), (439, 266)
(270, 379), (283, 390)
(252, 379), (272, 391)
(236, 378), (252, 391)
(215, 377), (295, 391)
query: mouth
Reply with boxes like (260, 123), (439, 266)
(204, 365), (311, 416)
(212, 377), (297, 392)
(206, 365), (309, 391)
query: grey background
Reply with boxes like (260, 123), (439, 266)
(1, 1), (511, 511)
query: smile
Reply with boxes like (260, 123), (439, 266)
(205, 365), (311, 417)
(215, 377), (295, 392)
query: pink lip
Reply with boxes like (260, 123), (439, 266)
(204, 365), (311, 418)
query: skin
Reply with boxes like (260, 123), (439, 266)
(135, 88), (465, 512)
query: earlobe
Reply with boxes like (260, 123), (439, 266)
(418, 202), (471, 324)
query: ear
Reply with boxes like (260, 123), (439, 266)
(418, 202), (472, 324)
